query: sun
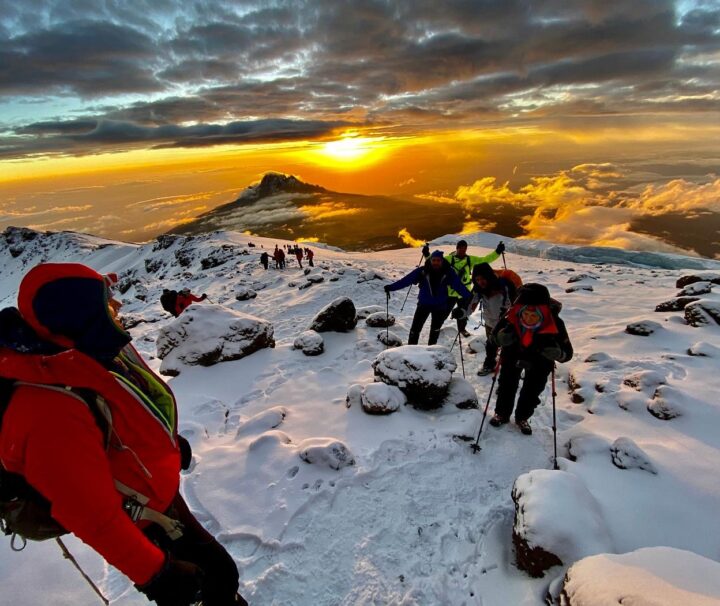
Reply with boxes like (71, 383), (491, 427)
(308, 133), (389, 168)
(321, 136), (376, 161)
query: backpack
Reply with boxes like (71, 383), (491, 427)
(495, 269), (523, 290)
(160, 290), (178, 315)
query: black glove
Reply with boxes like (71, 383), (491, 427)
(201, 293), (208, 300)
(451, 307), (467, 320)
(541, 346), (564, 362)
(137, 556), (203, 606)
(422, 244), (430, 257)
(495, 242), (506, 255)
(178, 435), (192, 471)
(383, 284), (391, 293)
(494, 326), (517, 347)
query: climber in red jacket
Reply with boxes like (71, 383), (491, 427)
(0, 263), (244, 606)
(174, 288), (207, 317)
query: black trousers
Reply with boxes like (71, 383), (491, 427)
(447, 297), (471, 332)
(482, 325), (499, 370)
(408, 304), (450, 345)
(146, 494), (245, 606)
(495, 357), (551, 421)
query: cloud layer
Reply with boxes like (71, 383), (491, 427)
(1, 0), (719, 157)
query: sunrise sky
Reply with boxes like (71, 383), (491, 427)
(1, 0), (719, 254)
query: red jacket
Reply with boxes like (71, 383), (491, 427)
(0, 264), (181, 585)
(175, 292), (202, 316)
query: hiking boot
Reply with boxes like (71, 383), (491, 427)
(516, 419), (532, 435)
(460, 329), (472, 338)
(477, 365), (495, 376)
(489, 414), (509, 427)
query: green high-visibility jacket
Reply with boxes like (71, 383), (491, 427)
(425, 249), (500, 299)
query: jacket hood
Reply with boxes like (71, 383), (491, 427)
(17, 263), (131, 363)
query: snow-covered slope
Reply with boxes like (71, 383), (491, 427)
(1, 226), (719, 605)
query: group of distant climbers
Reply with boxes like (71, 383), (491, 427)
(386, 239), (573, 436)
(260, 244), (315, 270)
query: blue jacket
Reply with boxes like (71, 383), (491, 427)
(387, 259), (471, 308)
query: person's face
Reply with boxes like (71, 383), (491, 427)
(107, 291), (123, 327)
(456, 245), (467, 258)
(430, 257), (443, 270)
(474, 275), (488, 289)
(521, 307), (542, 326)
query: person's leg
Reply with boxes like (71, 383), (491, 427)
(428, 307), (447, 345)
(483, 325), (498, 370)
(515, 364), (551, 421)
(494, 359), (521, 420)
(148, 494), (244, 606)
(408, 305), (431, 345)
(457, 297), (471, 332)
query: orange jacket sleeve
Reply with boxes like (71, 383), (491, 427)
(0, 386), (166, 585)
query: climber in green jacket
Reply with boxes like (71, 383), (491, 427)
(424, 239), (505, 336)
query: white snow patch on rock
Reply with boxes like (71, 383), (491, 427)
(293, 330), (324, 356)
(360, 383), (406, 414)
(443, 377), (479, 409)
(610, 437), (657, 474)
(298, 438), (355, 470)
(236, 407), (288, 440)
(156, 304), (274, 375)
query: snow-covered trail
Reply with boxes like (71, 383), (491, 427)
(1, 227), (719, 605)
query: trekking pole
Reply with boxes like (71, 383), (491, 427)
(471, 356), (501, 454)
(551, 364), (559, 470)
(56, 538), (110, 606)
(400, 249), (426, 313)
(457, 325), (466, 379)
(449, 330), (459, 352)
(385, 291), (390, 348)
(501, 250), (508, 270)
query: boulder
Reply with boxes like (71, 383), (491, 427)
(356, 305), (384, 319)
(360, 383), (406, 414)
(610, 437), (657, 474)
(377, 331), (402, 348)
(365, 312), (396, 328)
(373, 345), (457, 410)
(298, 438), (355, 470)
(625, 320), (662, 336)
(622, 370), (666, 394)
(156, 305), (275, 376)
(647, 385), (683, 420)
(307, 274), (325, 284)
(676, 273), (720, 289)
(560, 548), (720, 606)
(688, 341), (720, 357)
(567, 273), (597, 283)
(346, 384), (364, 408)
(678, 281), (713, 297)
(309, 297), (358, 332)
(512, 470), (613, 578)
(235, 286), (257, 301)
(467, 335), (485, 354)
(685, 299), (720, 327)
(356, 269), (386, 283)
(655, 297), (700, 312)
(443, 377), (479, 409)
(293, 330), (325, 356)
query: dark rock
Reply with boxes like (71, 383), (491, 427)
(654, 297), (699, 312)
(310, 297), (358, 332)
(676, 274), (720, 288)
(293, 330), (324, 356)
(235, 287), (257, 301)
(377, 331), (402, 348)
(625, 320), (661, 336)
(145, 258), (163, 274)
(365, 312), (396, 328)
(685, 300), (720, 326)
(610, 437), (657, 474)
(566, 285), (593, 293)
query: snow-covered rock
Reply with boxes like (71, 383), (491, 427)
(648, 385), (683, 420)
(443, 377), (479, 409)
(622, 370), (666, 394)
(625, 320), (662, 336)
(566, 284), (594, 293)
(298, 438), (355, 470)
(610, 437), (657, 474)
(467, 335), (485, 354)
(688, 341), (720, 357)
(309, 297), (358, 332)
(512, 470), (613, 577)
(360, 383), (406, 415)
(567, 273), (597, 283)
(377, 330), (402, 347)
(356, 305), (384, 319)
(345, 384), (364, 408)
(685, 299), (720, 326)
(655, 296), (699, 312)
(365, 312), (395, 328)
(677, 281), (713, 296)
(356, 269), (386, 283)
(560, 547), (720, 606)
(236, 407), (288, 439)
(675, 273), (720, 288)
(373, 345), (457, 410)
(306, 273), (325, 284)
(235, 286), (258, 301)
(293, 330), (325, 356)
(156, 304), (275, 375)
